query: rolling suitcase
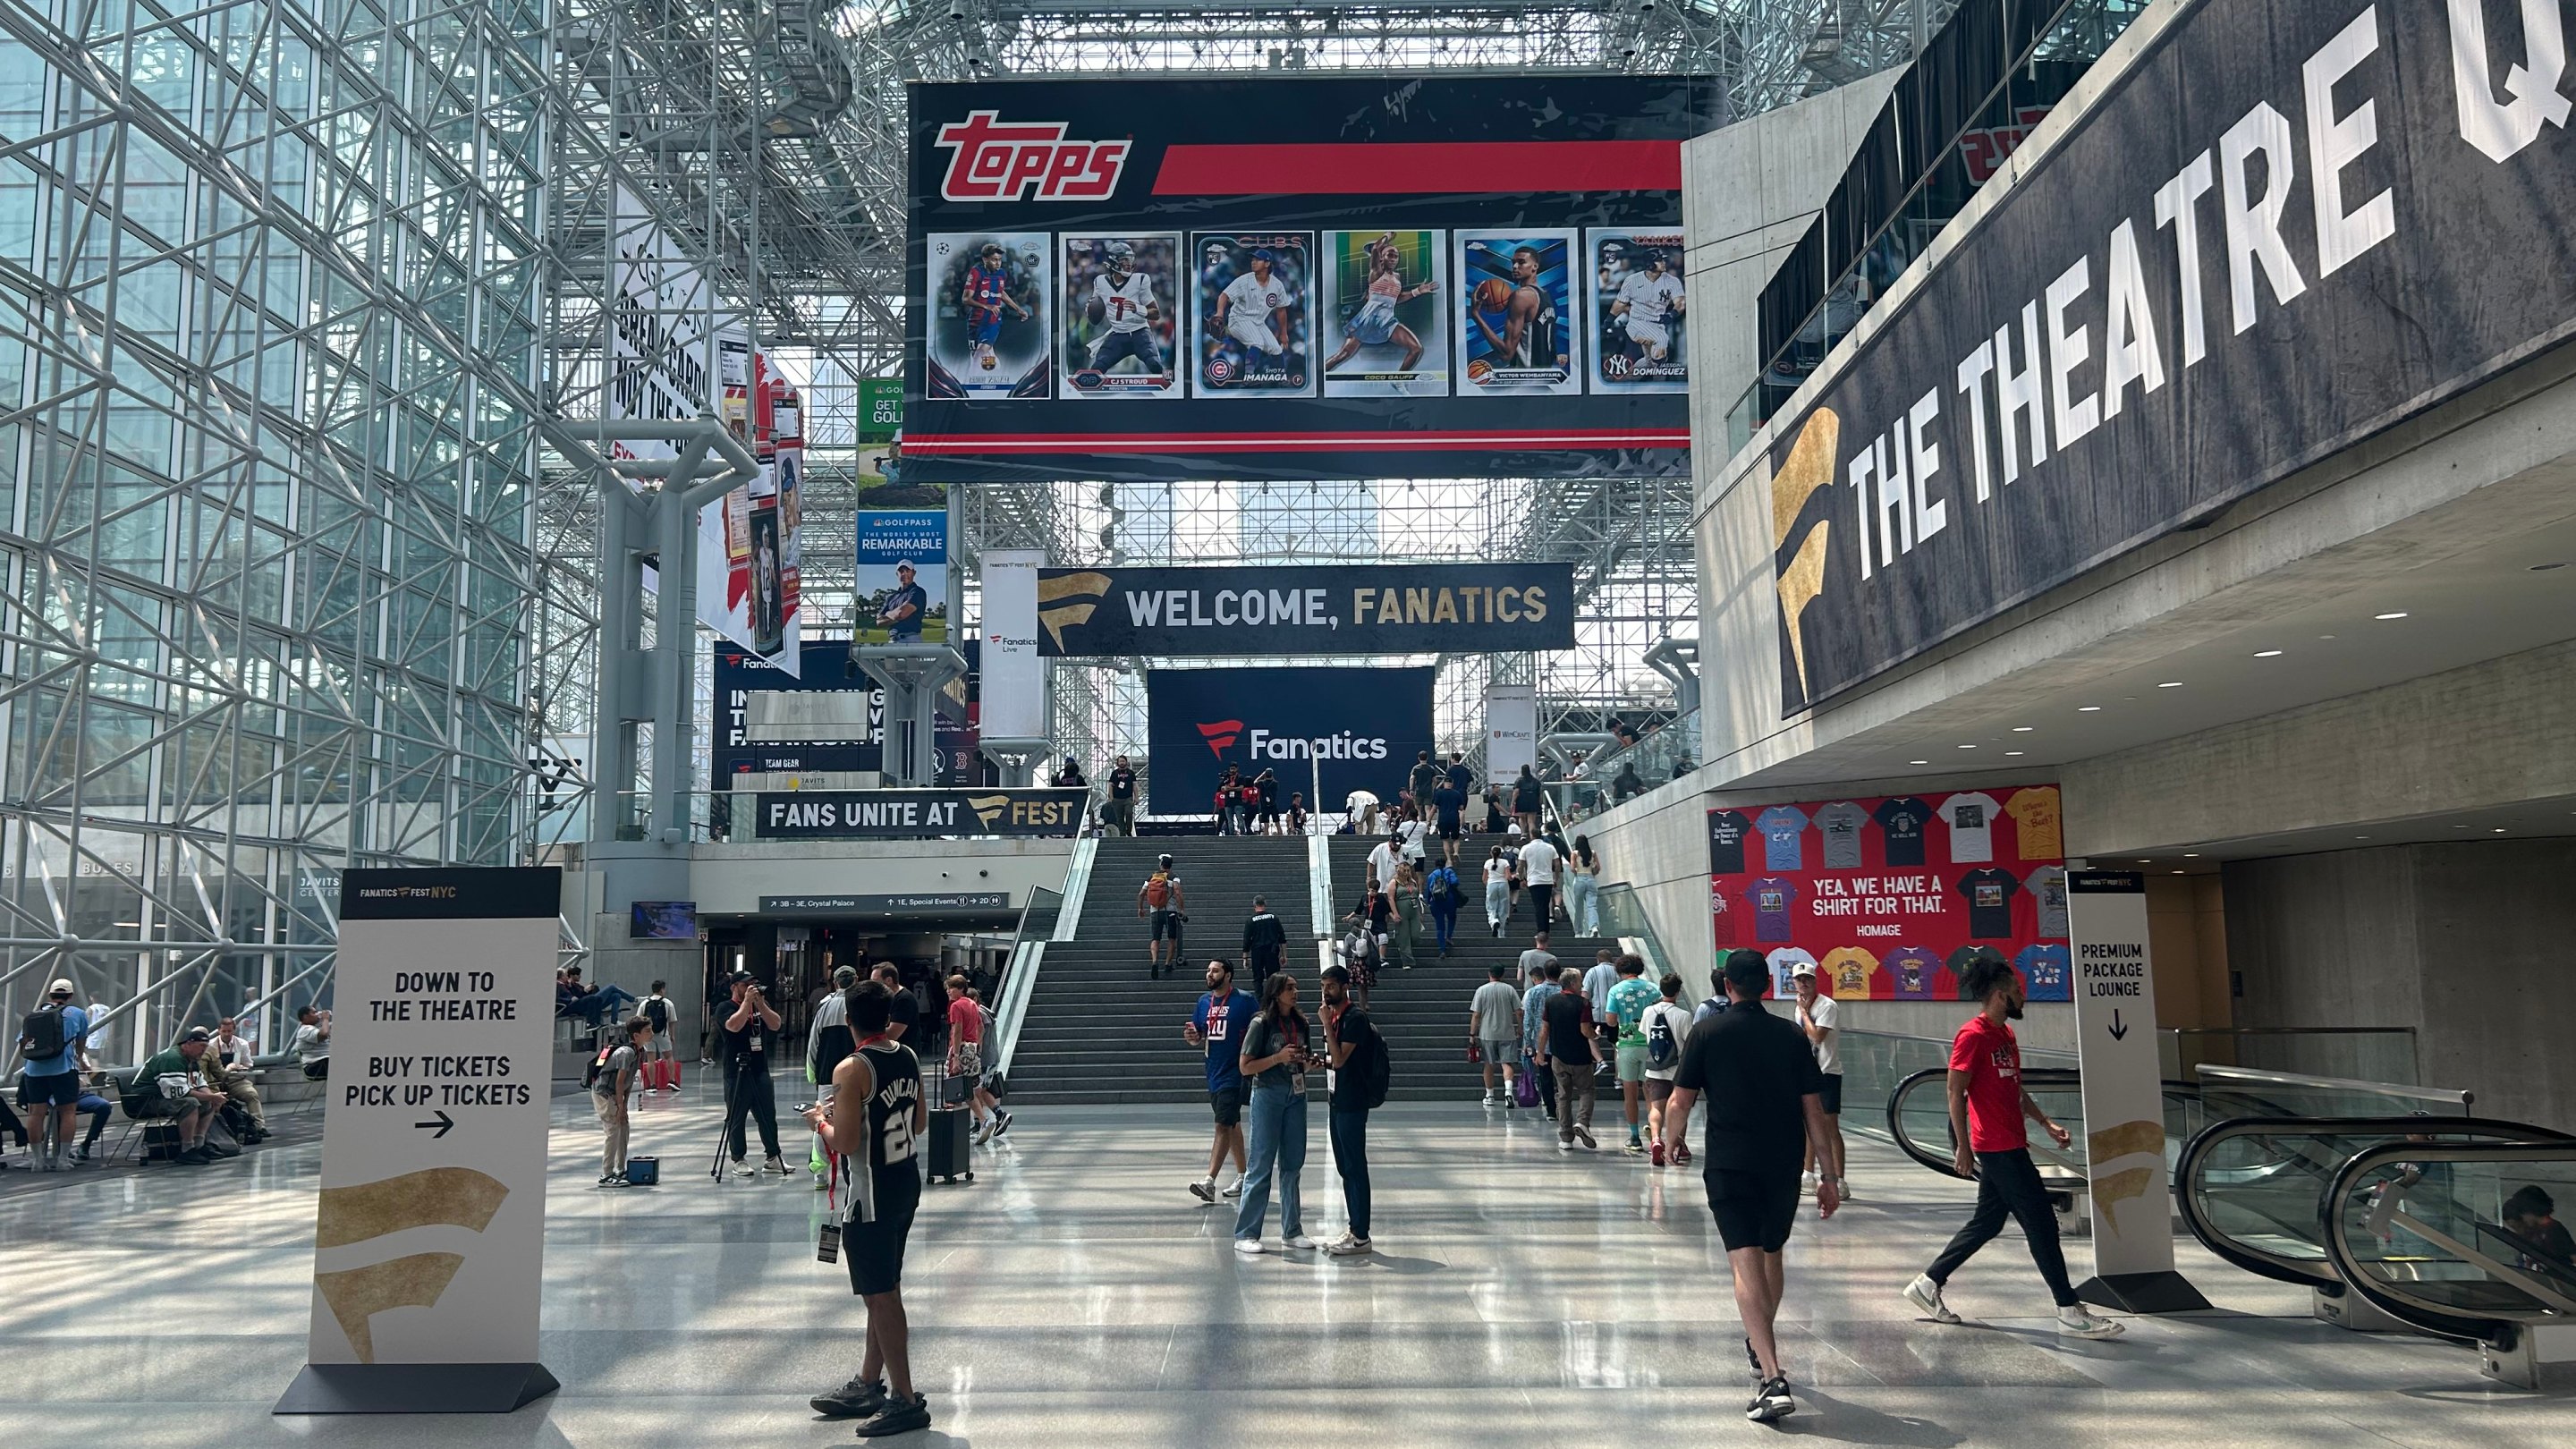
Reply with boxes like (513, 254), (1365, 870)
(923, 1062), (974, 1184)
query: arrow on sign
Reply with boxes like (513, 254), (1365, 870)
(2107, 1010), (2129, 1042)
(414, 1110), (454, 1140)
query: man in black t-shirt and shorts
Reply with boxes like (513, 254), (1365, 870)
(1104, 755), (1138, 836)
(1663, 948), (1838, 1425)
(806, 981), (932, 1437)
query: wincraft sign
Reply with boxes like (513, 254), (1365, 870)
(754, 788), (1089, 840)
(1037, 563), (1572, 657)
(1767, 0), (2576, 712)
(1146, 665), (1432, 814)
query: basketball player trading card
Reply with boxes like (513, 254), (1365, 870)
(925, 233), (1052, 400)
(1060, 233), (1183, 399)
(1192, 232), (1314, 397)
(1453, 230), (1580, 396)
(1320, 229), (1450, 397)
(1587, 228), (1689, 393)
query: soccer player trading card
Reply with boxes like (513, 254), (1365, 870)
(1453, 230), (1580, 396)
(1059, 234), (1184, 399)
(1192, 232), (1315, 396)
(1321, 229), (1451, 398)
(925, 233), (1053, 400)
(1588, 228), (1689, 394)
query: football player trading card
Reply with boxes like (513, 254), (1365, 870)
(926, 233), (1052, 399)
(1588, 228), (1688, 393)
(1453, 230), (1580, 396)
(1060, 233), (1183, 399)
(1192, 232), (1314, 396)
(1321, 229), (1450, 398)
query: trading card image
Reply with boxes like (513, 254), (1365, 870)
(1588, 228), (1688, 393)
(1192, 232), (1314, 397)
(1321, 229), (1450, 397)
(1060, 233), (1183, 400)
(1453, 230), (1580, 396)
(925, 232), (1052, 400)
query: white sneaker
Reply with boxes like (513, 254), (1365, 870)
(1233, 1237), (1266, 1256)
(1221, 1178), (1245, 1199)
(1834, 1177), (1852, 1201)
(1481, 1090), (1496, 1105)
(2056, 1306), (2126, 1339)
(1801, 1170), (1821, 1195)
(1326, 1232), (1373, 1256)
(1558, 1140), (1574, 1153)
(1902, 1275), (1962, 1325)
(1284, 1233), (1318, 1250)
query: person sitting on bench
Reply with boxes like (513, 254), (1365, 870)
(135, 1028), (233, 1165)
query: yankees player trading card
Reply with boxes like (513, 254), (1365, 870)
(1060, 233), (1183, 399)
(1321, 228), (1450, 398)
(925, 232), (1052, 400)
(1192, 232), (1314, 397)
(1587, 228), (1688, 393)
(1453, 229), (1580, 396)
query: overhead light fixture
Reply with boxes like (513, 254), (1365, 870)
(2005, 750), (2025, 757)
(2012, 725), (2034, 733)
(2137, 859), (2152, 864)
(2254, 649), (2283, 657)
(2531, 562), (2569, 572)
(2078, 705), (2102, 712)
(2172, 870), (2186, 875)
(1958, 743), (1977, 750)
(2183, 852), (2199, 858)
(2375, 611), (2409, 620)
(2354, 835), (2370, 840)
(2494, 827), (2508, 834)
(1909, 759), (1928, 766)
(2158, 681), (2183, 688)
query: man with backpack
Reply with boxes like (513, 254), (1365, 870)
(1320, 963), (1384, 1256)
(1241, 895), (1287, 992)
(1137, 855), (1186, 978)
(589, 1015), (652, 1187)
(1605, 954), (1662, 1155)
(640, 979), (677, 1092)
(805, 965), (863, 1186)
(17, 979), (89, 1171)
(1424, 857), (1463, 956)
(1640, 974), (1694, 1167)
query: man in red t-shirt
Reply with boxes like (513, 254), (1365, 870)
(945, 975), (1004, 1144)
(1901, 954), (2124, 1339)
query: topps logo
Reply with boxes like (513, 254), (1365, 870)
(934, 111), (1129, 201)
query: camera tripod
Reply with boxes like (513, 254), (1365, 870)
(706, 1048), (779, 1184)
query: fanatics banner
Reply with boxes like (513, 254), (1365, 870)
(1036, 562), (1573, 657)
(1707, 784), (2070, 1001)
(1145, 665), (1434, 816)
(753, 788), (1089, 840)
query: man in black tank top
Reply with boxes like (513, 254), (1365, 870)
(802, 981), (931, 1437)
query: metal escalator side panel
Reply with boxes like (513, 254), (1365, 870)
(1885, 1065), (1972, 1179)
(2323, 1140), (2576, 1346)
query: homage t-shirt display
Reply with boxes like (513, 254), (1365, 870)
(2015, 944), (2072, 1000)
(1880, 945), (1945, 1000)
(1764, 946), (1818, 998)
(1753, 805), (1809, 871)
(1812, 801), (1867, 869)
(1707, 809), (1752, 875)
(1958, 867), (2020, 938)
(1873, 796), (1934, 866)
(2028, 865), (2069, 938)
(1938, 792), (2003, 864)
(1820, 945), (1878, 1001)
(1947, 945), (2007, 999)
(1747, 877), (1798, 943)
(2005, 786), (2063, 859)
(1709, 878), (1737, 944)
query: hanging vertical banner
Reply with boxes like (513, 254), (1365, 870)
(2065, 869), (2206, 1315)
(275, 868), (564, 1414)
(1483, 682), (1537, 789)
(696, 346), (803, 674)
(981, 548), (1046, 740)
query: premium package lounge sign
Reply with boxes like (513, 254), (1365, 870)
(1768, 0), (2576, 711)
(754, 787), (1089, 839)
(276, 867), (563, 1415)
(1036, 562), (1572, 656)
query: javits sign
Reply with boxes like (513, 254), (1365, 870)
(1768, 0), (2576, 712)
(1036, 563), (1573, 657)
(905, 76), (1719, 485)
(1145, 666), (1435, 815)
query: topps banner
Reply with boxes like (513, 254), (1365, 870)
(906, 76), (1717, 483)
(1032, 563), (1573, 657)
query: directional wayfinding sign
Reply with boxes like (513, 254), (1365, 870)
(2064, 871), (2207, 1314)
(275, 867), (564, 1415)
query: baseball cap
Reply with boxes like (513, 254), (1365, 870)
(729, 968), (756, 985)
(894, 559), (916, 572)
(833, 965), (859, 987)
(47, 978), (75, 996)
(1790, 961), (1818, 979)
(1252, 247), (1276, 261)
(182, 1026), (214, 1044)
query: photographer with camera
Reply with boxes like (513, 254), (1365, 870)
(803, 980), (932, 1437)
(718, 970), (790, 1179)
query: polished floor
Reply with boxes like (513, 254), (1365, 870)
(8, 1072), (2571, 1446)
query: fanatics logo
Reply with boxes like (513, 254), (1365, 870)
(1197, 719), (1244, 756)
(934, 111), (1131, 201)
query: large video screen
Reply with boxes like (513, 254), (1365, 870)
(1145, 666), (1434, 818)
(905, 76), (1719, 484)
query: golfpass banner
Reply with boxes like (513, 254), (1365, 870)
(278, 867), (562, 1413)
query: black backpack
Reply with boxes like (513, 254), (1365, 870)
(20, 1004), (68, 1062)
(642, 995), (670, 1031)
(1344, 1024), (1393, 1111)
(1645, 1005), (1682, 1072)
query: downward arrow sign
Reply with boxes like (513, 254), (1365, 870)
(2107, 1009), (2129, 1042)
(414, 1109), (454, 1140)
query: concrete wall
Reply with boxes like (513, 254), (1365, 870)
(2224, 842), (2576, 1130)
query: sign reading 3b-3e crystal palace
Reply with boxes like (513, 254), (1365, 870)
(906, 76), (1719, 484)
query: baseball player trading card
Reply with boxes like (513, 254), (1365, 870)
(1453, 230), (1580, 397)
(926, 232), (1052, 399)
(1321, 228), (1450, 398)
(1588, 228), (1688, 393)
(1192, 232), (1314, 397)
(1060, 233), (1183, 399)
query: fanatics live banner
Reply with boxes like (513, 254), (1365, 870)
(904, 75), (1718, 484)
(1146, 665), (1434, 816)
(276, 869), (563, 1415)
(1034, 562), (1573, 656)
(1767, 0), (2576, 711)
(1707, 784), (2069, 1001)
(753, 787), (1089, 840)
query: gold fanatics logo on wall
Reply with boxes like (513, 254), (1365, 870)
(1770, 408), (1839, 705)
(966, 793), (1013, 829)
(1037, 571), (1111, 649)
(311, 1166), (510, 1362)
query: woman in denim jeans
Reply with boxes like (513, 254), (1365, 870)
(1562, 835), (1602, 938)
(1232, 973), (1318, 1255)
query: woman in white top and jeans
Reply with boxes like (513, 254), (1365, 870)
(1480, 846), (1513, 937)
(1562, 835), (1602, 937)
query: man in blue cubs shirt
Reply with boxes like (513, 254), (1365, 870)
(1184, 959), (1258, 1204)
(960, 242), (1030, 371)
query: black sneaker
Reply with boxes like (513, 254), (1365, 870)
(1748, 1375), (1796, 1423)
(854, 1392), (929, 1437)
(1743, 1336), (1761, 1378)
(990, 1110), (1013, 1139)
(809, 1372), (887, 1419)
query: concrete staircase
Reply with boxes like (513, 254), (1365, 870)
(1007, 835), (1317, 1106)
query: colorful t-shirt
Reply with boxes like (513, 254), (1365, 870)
(1938, 792), (2003, 864)
(1191, 987), (1259, 1092)
(2005, 785), (2063, 860)
(1709, 878), (1737, 945)
(1606, 976), (1661, 1046)
(2015, 944), (2072, 1001)
(1813, 801), (1868, 869)
(1707, 809), (1752, 875)
(1947, 945), (2007, 999)
(1880, 945), (1945, 1000)
(1873, 796), (1934, 866)
(1819, 945), (1880, 1001)
(1747, 876), (1798, 943)
(1764, 946), (1818, 998)
(1951, 1013), (2029, 1152)
(1754, 805), (1809, 871)
(2028, 865), (2070, 938)
(1958, 867), (2020, 938)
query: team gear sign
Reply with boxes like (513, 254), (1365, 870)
(934, 112), (1130, 201)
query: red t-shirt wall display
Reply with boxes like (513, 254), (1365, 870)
(1706, 785), (2070, 1002)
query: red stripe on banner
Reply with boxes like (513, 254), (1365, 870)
(902, 428), (1689, 455)
(1150, 140), (1681, 195)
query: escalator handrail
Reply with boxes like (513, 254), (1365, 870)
(2194, 1063), (2474, 1111)
(2322, 1139), (2576, 1346)
(1885, 1064), (2087, 1180)
(2174, 1115), (2572, 1293)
